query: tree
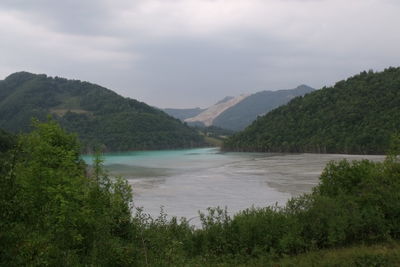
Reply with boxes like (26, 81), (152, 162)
(0, 120), (136, 266)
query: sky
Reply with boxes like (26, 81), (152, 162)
(0, 0), (399, 108)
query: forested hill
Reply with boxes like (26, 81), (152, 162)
(0, 72), (204, 151)
(0, 129), (14, 154)
(224, 67), (400, 154)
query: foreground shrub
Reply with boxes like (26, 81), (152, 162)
(0, 121), (136, 266)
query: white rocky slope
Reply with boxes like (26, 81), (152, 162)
(185, 94), (249, 126)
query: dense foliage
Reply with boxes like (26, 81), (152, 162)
(0, 72), (204, 152)
(0, 121), (136, 265)
(194, 125), (234, 138)
(194, 125), (234, 146)
(224, 67), (400, 154)
(2, 121), (400, 266)
(213, 85), (314, 131)
(0, 129), (15, 153)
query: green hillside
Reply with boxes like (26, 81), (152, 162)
(224, 67), (400, 154)
(0, 129), (14, 154)
(213, 85), (314, 131)
(0, 72), (204, 151)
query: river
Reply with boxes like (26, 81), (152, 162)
(82, 148), (384, 223)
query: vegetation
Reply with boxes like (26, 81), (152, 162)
(0, 129), (15, 153)
(224, 67), (400, 154)
(195, 125), (234, 139)
(195, 125), (234, 146)
(268, 242), (400, 267)
(0, 121), (136, 265)
(2, 121), (400, 266)
(213, 85), (314, 131)
(0, 72), (205, 152)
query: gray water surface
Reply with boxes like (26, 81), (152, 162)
(83, 148), (384, 222)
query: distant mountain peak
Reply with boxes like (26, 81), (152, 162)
(211, 85), (314, 131)
(185, 94), (249, 126)
(164, 85), (314, 131)
(215, 96), (234, 105)
(297, 84), (312, 89)
(163, 107), (205, 121)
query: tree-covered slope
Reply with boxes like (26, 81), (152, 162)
(224, 67), (400, 154)
(0, 129), (14, 154)
(0, 72), (204, 151)
(213, 85), (314, 131)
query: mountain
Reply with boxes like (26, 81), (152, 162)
(163, 107), (205, 120)
(166, 85), (314, 131)
(184, 94), (249, 127)
(224, 67), (400, 154)
(0, 72), (205, 151)
(212, 85), (314, 131)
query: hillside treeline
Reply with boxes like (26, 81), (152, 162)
(224, 67), (400, 154)
(0, 72), (204, 152)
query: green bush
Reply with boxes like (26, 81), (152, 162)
(0, 121), (137, 266)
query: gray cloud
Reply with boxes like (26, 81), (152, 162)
(0, 0), (115, 35)
(0, 0), (399, 108)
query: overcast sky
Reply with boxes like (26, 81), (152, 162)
(0, 0), (399, 108)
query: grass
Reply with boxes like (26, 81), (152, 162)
(239, 241), (400, 267)
(177, 241), (400, 266)
(204, 135), (224, 146)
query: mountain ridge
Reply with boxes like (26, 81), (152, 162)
(213, 85), (314, 131)
(184, 94), (249, 127)
(162, 107), (205, 121)
(164, 85), (314, 131)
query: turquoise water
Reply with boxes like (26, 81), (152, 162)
(82, 148), (384, 223)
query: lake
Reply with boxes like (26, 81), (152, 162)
(82, 148), (384, 223)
